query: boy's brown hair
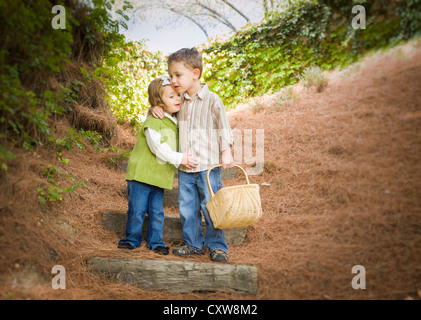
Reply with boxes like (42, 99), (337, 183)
(168, 47), (203, 77)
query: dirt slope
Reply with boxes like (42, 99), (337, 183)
(0, 40), (420, 300)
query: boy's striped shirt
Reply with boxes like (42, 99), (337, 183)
(178, 83), (233, 173)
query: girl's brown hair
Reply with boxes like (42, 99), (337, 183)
(148, 77), (167, 109)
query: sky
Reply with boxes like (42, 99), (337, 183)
(117, 2), (266, 54)
(121, 19), (216, 54)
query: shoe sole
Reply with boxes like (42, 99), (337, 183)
(172, 249), (205, 256)
(211, 256), (228, 262)
(154, 250), (169, 255)
(118, 245), (134, 250)
(210, 252), (228, 262)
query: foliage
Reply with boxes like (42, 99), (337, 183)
(39, 127), (131, 204)
(0, 144), (16, 172)
(48, 126), (131, 169)
(0, 0), (128, 170)
(200, 0), (421, 107)
(49, 128), (95, 152)
(395, 0), (421, 39)
(105, 145), (132, 168)
(0, 0), (73, 76)
(37, 163), (87, 205)
(0, 0), (137, 208)
(88, 38), (167, 131)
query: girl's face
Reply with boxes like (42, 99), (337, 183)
(161, 85), (181, 116)
(168, 61), (199, 95)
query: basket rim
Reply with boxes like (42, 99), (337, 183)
(207, 165), (251, 198)
(216, 183), (259, 189)
(210, 183), (260, 197)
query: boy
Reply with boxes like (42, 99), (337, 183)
(151, 48), (234, 262)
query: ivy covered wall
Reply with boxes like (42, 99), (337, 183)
(200, 0), (421, 107)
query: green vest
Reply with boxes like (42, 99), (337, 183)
(125, 116), (179, 190)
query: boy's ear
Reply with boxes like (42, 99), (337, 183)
(193, 68), (201, 80)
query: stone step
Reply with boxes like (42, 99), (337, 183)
(102, 211), (247, 245)
(163, 188), (178, 208)
(87, 257), (258, 294)
(119, 187), (179, 208)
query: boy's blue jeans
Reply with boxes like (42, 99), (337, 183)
(178, 167), (229, 254)
(118, 180), (166, 250)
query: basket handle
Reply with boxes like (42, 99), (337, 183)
(206, 165), (250, 198)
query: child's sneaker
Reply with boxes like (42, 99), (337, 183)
(118, 243), (134, 250)
(153, 246), (169, 255)
(172, 244), (205, 256)
(210, 249), (228, 262)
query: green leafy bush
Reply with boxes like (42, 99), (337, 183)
(201, 0), (421, 107)
(0, 0), (132, 170)
(37, 164), (87, 205)
(91, 38), (167, 131)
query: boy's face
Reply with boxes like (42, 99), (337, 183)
(168, 61), (200, 95)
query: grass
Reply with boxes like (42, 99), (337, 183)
(250, 99), (265, 114)
(300, 66), (328, 92)
(271, 85), (299, 113)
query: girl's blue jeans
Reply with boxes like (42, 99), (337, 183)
(178, 167), (229, 254)
(118, 180), (166, 250)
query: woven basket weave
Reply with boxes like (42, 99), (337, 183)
(206, 165), (263, 229)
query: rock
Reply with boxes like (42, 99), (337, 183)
(87, 256), (258, 294)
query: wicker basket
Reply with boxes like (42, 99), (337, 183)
(206, 165), (263, 229)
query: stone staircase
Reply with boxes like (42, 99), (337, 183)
(87, 164), (258, 294)
(102, 211), (248, 245)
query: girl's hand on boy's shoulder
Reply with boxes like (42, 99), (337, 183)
(151, 106), (165, 119)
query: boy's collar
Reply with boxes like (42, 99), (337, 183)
(183, 83), (209, 101)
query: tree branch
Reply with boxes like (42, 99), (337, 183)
(169, 7), (210, 38)
(220, 0), (250, 23)
(195, 0), (237, 31)
(163, 3), (210, 39)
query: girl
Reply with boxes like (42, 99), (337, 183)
(118, 76), (198, 255)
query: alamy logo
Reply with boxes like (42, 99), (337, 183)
(52, 5), (66, 30)
(158, 127), (265, 175)
(51, 265), (66, 289)
(351, 265), (366, 290)
(352, 5), (366, 30)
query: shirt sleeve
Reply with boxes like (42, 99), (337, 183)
(145, 128), (183, 168)
(214, 96), (234, 152)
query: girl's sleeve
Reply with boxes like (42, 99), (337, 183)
(145, 128), (183, 167)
